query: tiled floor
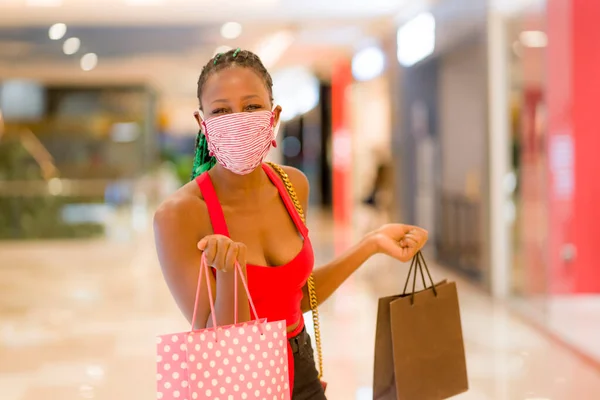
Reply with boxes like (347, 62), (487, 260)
(1, 212), (600, 400)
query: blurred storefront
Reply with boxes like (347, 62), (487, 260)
(0, 81), (158, 240)
(387, 0), (489, 284)
(386, 0), (600, 367)
(504, 0), (600, 366)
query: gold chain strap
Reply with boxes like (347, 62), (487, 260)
(266, 161), (324, 380)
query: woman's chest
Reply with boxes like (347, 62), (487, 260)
(222, 203), (303, 267)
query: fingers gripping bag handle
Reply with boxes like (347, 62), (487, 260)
(191, 253), (263, 334)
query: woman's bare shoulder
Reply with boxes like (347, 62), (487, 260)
(279, 165), (308, 187)
(153, 181), (209, 234)
(278, 165), (309, 208)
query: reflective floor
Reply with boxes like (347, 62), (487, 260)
(517, 295), (600, 366)
(1, 211), (600, 400)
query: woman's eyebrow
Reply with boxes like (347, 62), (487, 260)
(210, 95), (260, 105)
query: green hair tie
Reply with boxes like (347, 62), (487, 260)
(213, 53), (223, 65)
(233, 48), (241, 58)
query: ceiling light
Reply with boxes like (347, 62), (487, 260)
(80, 53), (98, 71)
(221, 22), (243, 40)
(49, 23), (67, 41)
(63, 37), (80, 55)
(519, 30), (547, 48)
(255, 31), (294, 69)
(214, 45), (232, 56)
(272, 67), (320, 122)
(397, 12), (436, 67)
(352, 46), (385, 81)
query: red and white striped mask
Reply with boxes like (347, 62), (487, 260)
(201, 110), (279, 175)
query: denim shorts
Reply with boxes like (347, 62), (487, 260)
(289, 328), (327, 400)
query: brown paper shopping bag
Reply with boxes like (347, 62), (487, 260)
(373, 252), (468, 400)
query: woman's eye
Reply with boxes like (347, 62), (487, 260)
(245, 104), (262, 111)
(211, 108), (228, 115)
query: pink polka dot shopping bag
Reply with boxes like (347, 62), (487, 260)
(156, 255), (291, 400)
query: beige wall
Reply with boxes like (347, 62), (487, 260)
(439, 41), (488, 199)
(350, 76), (393, 202)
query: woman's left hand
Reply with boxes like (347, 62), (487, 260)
(370, 224), (428, 263)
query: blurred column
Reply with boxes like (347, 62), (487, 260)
(547, 0), (600, 292)
(331, 60), (353, 251)
(488, 10), (511, 298)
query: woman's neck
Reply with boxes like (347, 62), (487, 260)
(208, 163), (269, 197)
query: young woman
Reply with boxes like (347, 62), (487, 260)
(153, 48), (428, 400)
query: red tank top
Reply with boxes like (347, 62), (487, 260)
(195, 163), (314, 333)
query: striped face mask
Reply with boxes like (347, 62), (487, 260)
(201, 108), (280, 175)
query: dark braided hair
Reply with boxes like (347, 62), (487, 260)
(190, 48), (274, 180)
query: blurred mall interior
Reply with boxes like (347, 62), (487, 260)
(1, 0), (600, 399)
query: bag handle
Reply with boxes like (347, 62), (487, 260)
(191, 253), (217, 330)
(402, 251), (438, 305)
(265, 161), (324, 380)
(191, 253), (263, 334)
(233, 259), (261, 325)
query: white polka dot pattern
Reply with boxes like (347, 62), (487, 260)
(157, 319), (289, 400)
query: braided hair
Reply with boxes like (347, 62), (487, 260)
(190, 48), (274, 180)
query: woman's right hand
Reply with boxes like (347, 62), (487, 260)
(197, 234), (247, 272)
